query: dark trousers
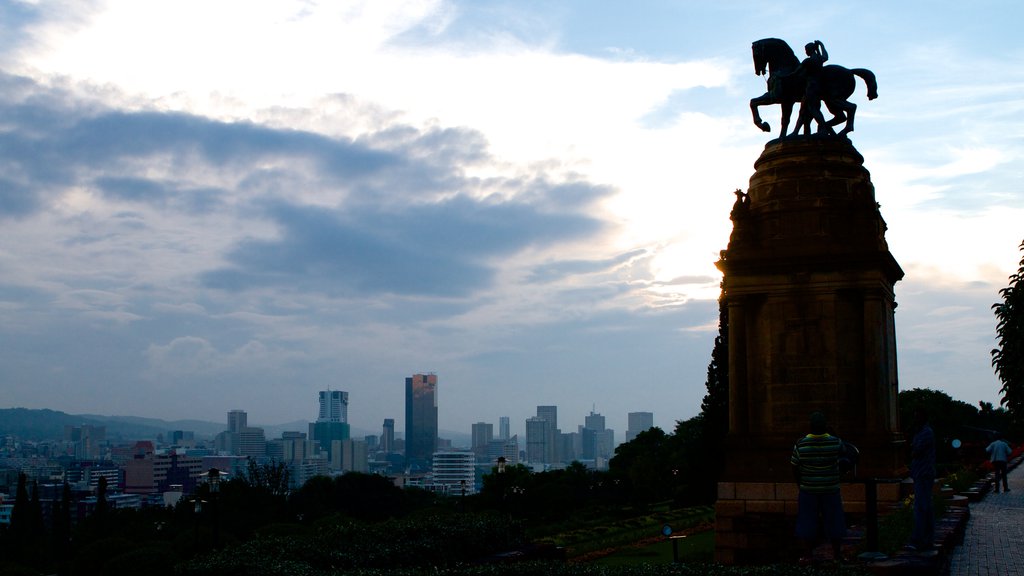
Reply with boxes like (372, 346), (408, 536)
(911, 475), (934, 549)
(994, 461), (1009, 492)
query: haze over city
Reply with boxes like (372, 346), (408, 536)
(2, 1), (1022, 437)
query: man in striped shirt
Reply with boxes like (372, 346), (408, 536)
(791, 411), (846, 562)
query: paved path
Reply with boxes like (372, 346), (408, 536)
(948, 461), (1024, 576)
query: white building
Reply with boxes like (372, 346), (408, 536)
(319, 390), (349, 423)
(432, 451), (476, 495)
(626, 412), (654, 443)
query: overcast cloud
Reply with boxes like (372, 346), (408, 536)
(1, 0), (1022, 439)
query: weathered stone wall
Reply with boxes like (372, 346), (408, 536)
(715, 138), (905, 564)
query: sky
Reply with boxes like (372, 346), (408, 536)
(1, 0), (1022, 441)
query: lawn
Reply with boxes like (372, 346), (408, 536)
(594, 529), (715, 566)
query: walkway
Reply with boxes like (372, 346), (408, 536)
(949, 460), (1024, 576)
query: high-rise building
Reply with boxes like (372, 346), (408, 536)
(227, 409), (247, 433)
(581, 410), (614, 467)
(535, 406), (559, 462)
(405, 373), (438, 466)
(341, 439), (369, 473)
(238, 427), (267, 458)
(318, 390), (349, 423)
(536, 406), (558, 430)
(381, 418), (395, 453)
(525, 417), (551, 464)
(471, 422), (493, 457)
(499, 416), (510, 440)
(626, 412), (655, 442)
(432, 451), (476, 495)
(311, 391), (350, 461)
(486, 435), (520, 466)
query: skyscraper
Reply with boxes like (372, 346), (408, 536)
(536, 406), (558, 430)
(525, 417), (552, 464)
(318, 390), (349, 423)
(626, 411), (655, 442)
(381, 418), (395, 453)
(405, 373), (438, 466)
(310, 391), (349, 459)
(536, 406), (559, 462)
(582, 410), (614, 465)
(471, 422), (493, 457)
(499, 416), (510, 440)
(227, 409), (247, 433)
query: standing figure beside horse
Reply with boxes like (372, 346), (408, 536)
(749, 38), (877, 139)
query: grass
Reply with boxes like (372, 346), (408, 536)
(532, 505), (714, 561)
(594, 529), (715, 566)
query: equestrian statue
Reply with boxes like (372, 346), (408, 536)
(749, 38), (877, 139)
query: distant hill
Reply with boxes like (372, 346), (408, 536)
(0, 408), (181, 441)
(0, 408), (467, 447)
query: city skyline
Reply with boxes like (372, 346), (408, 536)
(2, 2), (1022, 436)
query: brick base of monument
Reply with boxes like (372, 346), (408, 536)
(714, 480), (904, 565)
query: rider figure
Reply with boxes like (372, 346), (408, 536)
(792, 40), (830, 135)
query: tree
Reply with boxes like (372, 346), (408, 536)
(993, 239), (1024, 427)
(8, 473), (30, 557)
(246, 459), (290, 497)
(95, 475), (109, 517)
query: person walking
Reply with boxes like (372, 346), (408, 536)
(791, 411), (846, 563)
(986, 433), (1013, 493)
(908, 407), (936, 552)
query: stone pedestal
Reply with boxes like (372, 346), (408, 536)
(714, 138), (905, 564)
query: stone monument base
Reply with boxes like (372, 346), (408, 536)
(714, 480), (904, 564)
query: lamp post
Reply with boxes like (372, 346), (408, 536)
(191, 496), (205, 552)
(205, 468), (221, 549)
(496, 456), (507, 514)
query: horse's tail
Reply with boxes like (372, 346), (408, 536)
(852, 68), (878, 100)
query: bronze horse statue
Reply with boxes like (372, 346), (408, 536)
(749, 38), (877, 139)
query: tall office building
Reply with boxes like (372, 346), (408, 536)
(432, 451), (476, 495)
(405, 373), (438, 466)
(536, 406), (558, 430)
(536, 406), (559, 462)
(525, 417), (552, 464)
(311, 391), (349, 458)
(471, 422), (493, 457)
(626, 412), (655, 442)
(381, 418), (395, 453)
(318, 390), (349, 423)
(499, 416), (510, 440)
(227, 409), (247, 433)
(582, 410), (614, 465)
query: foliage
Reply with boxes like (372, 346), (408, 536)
(872, 493), (948, 556)
(898, 388), (989, 472)
(180, 513), (525, 574)
(605, 295), (728, 508)
(246, 458), (291, 497)
(993, 239), (1024, 428)
(290, 472), (417, 522)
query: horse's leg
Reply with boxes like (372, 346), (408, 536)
(837, 101), (857, 136)
(750, 94), (772, 132)
(779, 101), (794, 139)
(823, 100), (845, 127)
(790, 101), (808, 136)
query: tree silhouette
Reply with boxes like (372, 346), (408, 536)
(992, 239), (1024, 427)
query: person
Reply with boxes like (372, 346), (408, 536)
(986, 433), (1013, 493)
(791, 40), (831, 136)
(791, 411), (846, 563)
(908, 407), (936, 552)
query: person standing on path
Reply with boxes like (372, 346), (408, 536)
(908, 407), (936, 551)
(986, 434), (1013, 493)
(791, 411), (846, 562)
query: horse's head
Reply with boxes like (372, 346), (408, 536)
(751, 38), (796, 77)
(752, 40), (767, 76)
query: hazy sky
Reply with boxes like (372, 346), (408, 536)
(2, 0), (1022, 440)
